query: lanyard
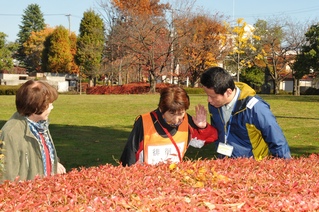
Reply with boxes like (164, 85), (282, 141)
(224, 115), (233, 144)
(223, 89), (239, 144)
(223, 101), (238, 144)
(151, 111), (182, 162)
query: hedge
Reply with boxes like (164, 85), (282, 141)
(86, 83), (206, 95)
(1, 155), (319, 211)
(303, 87), (319, 95)
(0, 85), (20, 95)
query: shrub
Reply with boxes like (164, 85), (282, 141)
(86, 83), (205, 95)
(183, 87), (205, 94)
(86, 83), (170, 94)
(304, 87), (319, 95)
(277, 89), (292, 95)
(0, 155), (319, 211)
(0, 85), (20, 95)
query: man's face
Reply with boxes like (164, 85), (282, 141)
(203, 86), (228, 108)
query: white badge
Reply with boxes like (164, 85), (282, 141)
(217, 142), (234, 157)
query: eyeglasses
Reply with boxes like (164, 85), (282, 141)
(162, 111), (185, 127)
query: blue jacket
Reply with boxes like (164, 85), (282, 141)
(208, 82), (291, 160)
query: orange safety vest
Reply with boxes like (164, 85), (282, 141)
(142, 113), (189, 165)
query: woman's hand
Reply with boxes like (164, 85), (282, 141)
(192, 104), (208, 129)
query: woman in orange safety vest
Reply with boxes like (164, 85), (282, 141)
(120, 85), (218, 166)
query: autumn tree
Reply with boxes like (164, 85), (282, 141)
(102, 0), (171, 92)
(119, 15), (171, 92)
(69, 32), (80, 74)
(42, 26), (74, 73)
(0, 33), (14, 71)
(23, 27), (54, 73)
(253, 19), (293, 94)
(175, 12), (230, 87)
(103, 20), (138, 85)
(226, 18), (261, 83)
(17, 4), (45, 69)
(76, 10), (105, 86)
(100, 0), (231, 89)
(284, 19), (309, 96)
(112, 0), (167, 16)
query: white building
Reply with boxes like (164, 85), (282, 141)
(0, 69), (75, 93)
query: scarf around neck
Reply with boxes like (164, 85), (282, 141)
(26, 118), (55, 176)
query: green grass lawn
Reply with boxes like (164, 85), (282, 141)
(0, 94), (318, 171)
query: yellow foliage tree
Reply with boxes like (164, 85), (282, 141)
(228, 18), (260, 81)
(42, 25), (74, 73)
(23, 26), (54, 72)
(69, 32), (79, 74)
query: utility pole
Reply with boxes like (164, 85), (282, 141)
(170, 9), (174, 84)
(65, 14), (71, 35)
(232, 0), (235, 23)
(233, 0), (240, 82)
(237, 47), (240, 82)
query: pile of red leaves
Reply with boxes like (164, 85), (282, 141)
(86, 83), (170, 94)
(1, 155), (319, 211)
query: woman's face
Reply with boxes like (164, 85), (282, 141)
(162, 110), (186, 127)
(28, 103), (54, 122)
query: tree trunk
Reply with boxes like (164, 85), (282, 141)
(118, 59), (123, 85)
(274, 80), (280, 95)
(138, 65), (142, 82)
(89, 76), (94, 87)
(293, 77), (300, 96)
(296, 79), (300, 96)
(149, 71), (156, 93)
(126, 71), (129, 84)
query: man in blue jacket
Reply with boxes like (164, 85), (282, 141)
(200, 66), (291, 160)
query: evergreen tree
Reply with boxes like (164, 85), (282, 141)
(76, 10), (105, 85)
(17, 4), (45, 69)
(294, 24), (319, 76)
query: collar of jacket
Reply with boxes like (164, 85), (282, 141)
(12, 112), (39, 140)
(233, 82), (257, 114)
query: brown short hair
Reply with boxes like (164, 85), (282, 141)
(158, 85), (190, 114)
(16, 80), (58, 116)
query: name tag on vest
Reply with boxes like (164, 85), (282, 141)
(147, 142), (185, 165)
